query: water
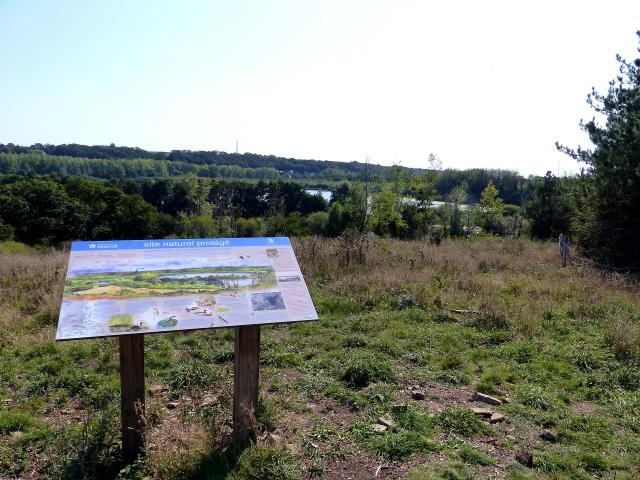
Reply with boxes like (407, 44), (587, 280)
(305, 189), (332, 202)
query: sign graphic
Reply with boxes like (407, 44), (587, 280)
(56, 237), (317, 340)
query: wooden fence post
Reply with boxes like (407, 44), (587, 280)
(233, 325), (260, 451)
(119, 334), (145, 464)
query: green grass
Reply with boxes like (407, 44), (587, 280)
(2, 236), (640, 478)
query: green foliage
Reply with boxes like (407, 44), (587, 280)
(370, 187), (407, 237)
(164, 359), (220, 392)
(558, 32), (640, 268)
(342, 354), (395, 388)
(516, 385), (553, 410)
(232, 446), (301, 480)
(438, 406), (485, 437)
(457, 443), (496, 466)
(0, 410), (37, 434)
(526, 172), (575, 239)
(480, 180), (504, 233)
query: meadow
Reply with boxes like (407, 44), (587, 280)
(1, 236), (639, 479)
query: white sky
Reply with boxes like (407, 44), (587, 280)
(1, 0), (639, 176)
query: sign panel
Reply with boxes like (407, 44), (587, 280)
(55, 237), (317, 341)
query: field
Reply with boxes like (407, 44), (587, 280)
(1, 237), (640, 479)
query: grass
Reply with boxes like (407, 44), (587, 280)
(1, 236), (640, 478)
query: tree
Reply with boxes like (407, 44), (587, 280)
(0, 177), (88, 244)
(480, 180), (504, 233)
(409, 170), (437, 237)
(0, 218), (14, 241)
(526, 171), (575, 239)
(370, 187), (407, 237)
(444, 185), (468, 237)
(343, 183), (369, 232)
(557, 32), (640, 268)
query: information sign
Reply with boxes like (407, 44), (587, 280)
(56, 237), (317, 340)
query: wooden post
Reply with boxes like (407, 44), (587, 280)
(233, 325), (260, 451)
(119, 334), (145, 464)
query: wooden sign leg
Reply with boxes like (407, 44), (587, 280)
(119, 334), (145, 464)
(233, 325), (260, 451)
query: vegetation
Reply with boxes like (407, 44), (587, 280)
(1, 236), (640, 479)
(557, 31), (640, 269)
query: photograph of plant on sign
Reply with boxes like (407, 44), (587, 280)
(55, 237), (317, 340)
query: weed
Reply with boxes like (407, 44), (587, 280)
(516, 385), (553, 410)
(0, 410), (37, 434)
(233, 445), (301, 480)
(458, 443), (496, 466)
(165, 359), (220, 392)
(341, 354), (394, 388)
(438, 406), (485, 437)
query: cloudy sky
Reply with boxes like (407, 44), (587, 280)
(1, 0), (639, 175)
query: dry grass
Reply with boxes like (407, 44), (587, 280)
(0, 250), (67, 342)
(3, 236), (640, 479)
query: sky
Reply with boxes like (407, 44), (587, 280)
(1, 0), (639, 176)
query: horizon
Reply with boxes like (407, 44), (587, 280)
(1, 1), (639, 176)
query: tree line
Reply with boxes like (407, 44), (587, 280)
(0, 169), (544, 247)
(0, 150), (527, 202)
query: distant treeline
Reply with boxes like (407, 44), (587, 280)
(0, 147), (525, 203)
(0, 143), (396, 179)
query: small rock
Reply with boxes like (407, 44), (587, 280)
(515, 451), (533, 468)
(411, 391), (426, 400)
(501, 397), (511, 404)
(149, 384), (165, 396)
(166, 402), (179, 410)
(489, 412), (506, 424)
(472, 392), (502, 406)
(372, 424), (387, 432)
(471, 407), (493, 417)
(377, 417), (395, 428)
(266, 432), (281, 443)
(201, 395), (217, 406)
(10, 431), (23, 440)
(540, 429), (557, 442)
(392, 404), (408, 413)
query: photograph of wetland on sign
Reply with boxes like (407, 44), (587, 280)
(57, 261), (288, 340)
